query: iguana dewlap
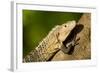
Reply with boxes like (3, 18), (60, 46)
(23, 20), (76, 62)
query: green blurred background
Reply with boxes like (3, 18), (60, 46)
(23, 10), (83, 58)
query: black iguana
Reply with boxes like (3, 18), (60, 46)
(23, 20), (76, 62)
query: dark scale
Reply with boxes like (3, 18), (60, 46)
(44, 39), (49, 47)
(35, 45), (43, 60)
(38, 40), (49, 61)
(28, 52), (33, 61)
(32, 49), (40, 61)
(40, 42), (46, 60)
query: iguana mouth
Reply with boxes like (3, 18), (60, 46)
(62, 24), (84, 54)
(63, 24), (84, 45)
(63, 25), (76, 45)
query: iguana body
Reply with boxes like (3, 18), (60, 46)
(23, 20), (76, 62)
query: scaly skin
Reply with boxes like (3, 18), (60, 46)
(23, 20), (76, 62)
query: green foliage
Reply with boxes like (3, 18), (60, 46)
(23, 10), (83, 57)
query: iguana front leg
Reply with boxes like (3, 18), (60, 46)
(55, 32), (63, 48)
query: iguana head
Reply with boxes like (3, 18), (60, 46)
(58, 20), (76, 42)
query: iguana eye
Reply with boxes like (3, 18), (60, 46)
(64, 25), (67, 27)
